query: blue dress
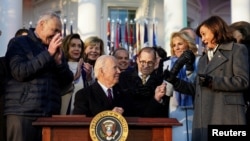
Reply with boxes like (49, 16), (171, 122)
(163, 56), (200, 141)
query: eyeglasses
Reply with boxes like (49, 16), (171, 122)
(139, 60), (154, 67)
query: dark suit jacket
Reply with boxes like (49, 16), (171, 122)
(119, 68), (169, 117)
(73, 81), (133, 117)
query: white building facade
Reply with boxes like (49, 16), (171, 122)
(0, 0), (250, 56)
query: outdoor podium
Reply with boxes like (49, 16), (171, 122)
(32, 115), (182, 141)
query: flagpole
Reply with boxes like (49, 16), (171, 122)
(125, 18), (128, 50)
(143, 21), (148, 47)
(115, 19), (121, 49)
(153, 3), (157, 47)
(107, 18), (111, 55)
(119, 20), (121, 48)
(153, 22), (157, 47)
(70, 20), (73, 34)
(63, 18), (67, 37)
(133, 19), (137, 57)
(137, 22), (141, 53)
(111, 19), (115, 54)
(129, 20), (134, 59)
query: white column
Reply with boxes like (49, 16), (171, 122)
(0, 0), (23, 56)
(231, 0), (250, 23)
(163, 0), (187, 56)
(78, 0), (101, 40)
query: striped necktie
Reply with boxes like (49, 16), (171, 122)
(141, 75), (147, 85)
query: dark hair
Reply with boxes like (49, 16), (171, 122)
(137, 47), (156, 60)
(196, 15), (234, 44)
(62, 33), (84, 61)
(152, 46), (167, 59)
(15, 28), (29, 37)
(112, 47), (129, 57)
(229, 21), (250, 44)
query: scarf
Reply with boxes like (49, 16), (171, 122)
(170, 57), (194, 108)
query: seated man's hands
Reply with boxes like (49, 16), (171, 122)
(112, 107), (124, 115)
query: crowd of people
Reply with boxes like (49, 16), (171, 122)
(0, 11), (249, 141)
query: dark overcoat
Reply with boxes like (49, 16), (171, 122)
(175, 42), (249, 141)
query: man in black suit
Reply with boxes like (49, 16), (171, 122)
(73, 55), (129, 116)
(119, 47), (169, 117)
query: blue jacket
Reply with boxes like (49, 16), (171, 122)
(4, 29), (73, 117)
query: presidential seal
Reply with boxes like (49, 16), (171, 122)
(89, 110), (129, 141)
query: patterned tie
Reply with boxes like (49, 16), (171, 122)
(141, 75), (147, 85)
(107, 88), (113, 103)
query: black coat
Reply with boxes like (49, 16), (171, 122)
(118, 68), (169, 117)
(4, 29), (73, 116)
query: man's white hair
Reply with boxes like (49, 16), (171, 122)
(37, 11), (61, 25)
(94, 55), (116, 78)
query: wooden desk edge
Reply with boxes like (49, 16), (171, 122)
(33, 115), (182, 127)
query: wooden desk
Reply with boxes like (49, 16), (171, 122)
(33, 115), (182, 141)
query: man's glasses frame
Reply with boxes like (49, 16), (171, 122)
(138, 60), (154, 67)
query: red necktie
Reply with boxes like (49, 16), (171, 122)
(107, 88), (113, 103)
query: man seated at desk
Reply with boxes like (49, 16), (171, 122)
(73, 55), (132, 116)
(73, 54), (167, 117)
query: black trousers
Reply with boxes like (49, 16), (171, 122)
(6, 115), (41, 141)
(0, 95), (6, 141)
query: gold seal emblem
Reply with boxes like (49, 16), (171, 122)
(89, 110), (129, 141)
